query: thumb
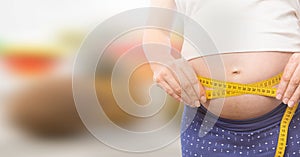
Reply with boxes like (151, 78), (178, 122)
(199, 83), (207, 104)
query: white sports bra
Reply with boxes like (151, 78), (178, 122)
(174, 0), (300, 60)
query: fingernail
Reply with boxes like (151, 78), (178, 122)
(283, 98), (289, 104)
(276, 94), (282, 100)
(200, 96), (207, 103)
(194, 100), (200, 107)
(288, 100), (295, 107)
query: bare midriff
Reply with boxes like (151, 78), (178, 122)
(188, 51), (293, 120)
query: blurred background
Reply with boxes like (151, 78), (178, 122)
(0, 0), (184, 156)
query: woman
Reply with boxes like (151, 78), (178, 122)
(144, 0), (300, 156)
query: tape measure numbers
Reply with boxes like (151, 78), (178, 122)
(275, 105), (298, 157)
(197, 73), (298, 157)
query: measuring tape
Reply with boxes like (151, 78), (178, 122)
(197, 73), (298, 157)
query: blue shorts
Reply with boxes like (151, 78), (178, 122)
(180, 103), (300, 157)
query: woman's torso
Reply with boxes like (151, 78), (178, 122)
(189, 52), (292, 120)
(174, 0), (300, 120)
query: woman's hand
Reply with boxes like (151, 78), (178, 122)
(151, 58), (207, 108)
(277, 53), (300, 107)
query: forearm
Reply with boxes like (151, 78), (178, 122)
(143, 29), (171, 47)
(143, 0), (178, 61)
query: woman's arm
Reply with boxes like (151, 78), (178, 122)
(143, 0), (176, 44)
(143, 0), (206, 107)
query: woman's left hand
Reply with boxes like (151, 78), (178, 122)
(277, 53), (300, 107)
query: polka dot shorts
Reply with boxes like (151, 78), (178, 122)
(181, 103), (300, 157)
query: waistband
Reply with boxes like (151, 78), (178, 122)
(197, 103), (299, 132)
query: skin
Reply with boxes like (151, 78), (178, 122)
(277, 53), (300, 108)
(190, 52), (292, 119)
(144, 0), (299, 120)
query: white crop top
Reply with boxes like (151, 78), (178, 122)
(174, 0), (300, 60)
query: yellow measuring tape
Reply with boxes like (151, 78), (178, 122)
(197, 73), (298, 157)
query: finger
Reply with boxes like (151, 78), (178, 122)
(198, 83), (207, 104)
(162, 73), (196, 107)
(161, 79), (195, 107)
(163, 75), (197, 107)
(182, 68), (207, 104)
(288, 85), (300, 107)
(155, 65), (197, 107)
(186, 60), (206, 104)
(181, 67), (203, 106)
(163, 70), (182, 96)
(156, 81), (182, 102)
(171, 60), (201, 106)
(181, 90), (196, 107)
(179, 60), (207, 103)
(277, 58), (298, 100)
(179, 60), (202, 98)
(158, 67), (186, 103)
(283, 65), (300, 104)
(167, 61), (200, 107)
(176, 69), (201, 107)
(153, 71), (182, 101)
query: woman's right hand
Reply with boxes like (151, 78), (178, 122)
(151, 58), (207, 108)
